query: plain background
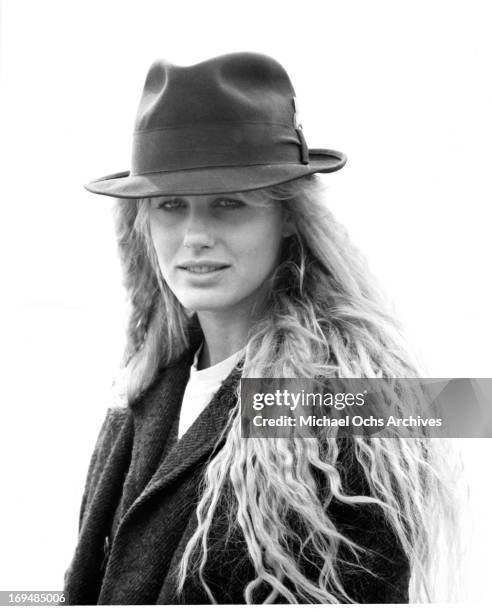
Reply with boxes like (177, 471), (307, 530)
(0, 0), (490, 606)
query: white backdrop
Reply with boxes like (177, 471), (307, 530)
(0, 0), (490, 605)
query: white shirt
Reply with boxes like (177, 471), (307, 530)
(177, 344), (245, 440)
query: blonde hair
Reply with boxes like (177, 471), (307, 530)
(112, 175), (458, 603)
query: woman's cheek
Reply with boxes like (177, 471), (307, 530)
(154, 232), (180, 271)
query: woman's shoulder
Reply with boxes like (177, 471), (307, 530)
(102, 404), (130, 429)
(92, 405), (131, 458)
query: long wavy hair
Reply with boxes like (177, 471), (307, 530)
(111, 175), (459, 603)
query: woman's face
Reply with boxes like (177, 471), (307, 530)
(147, 192), (294, 315)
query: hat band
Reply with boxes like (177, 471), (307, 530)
(131, 124), (305, 174)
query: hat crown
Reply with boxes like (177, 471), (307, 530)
(135, 53), (297, 133)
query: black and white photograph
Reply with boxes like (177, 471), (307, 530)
(0, 0), (491, 608)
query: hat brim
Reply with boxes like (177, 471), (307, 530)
(84, 149), (347, 198)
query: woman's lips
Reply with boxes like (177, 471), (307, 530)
(182, 264), (229, 273)
(178, 264), (230, 277)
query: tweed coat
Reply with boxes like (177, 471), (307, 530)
(63, 344), (410, 605)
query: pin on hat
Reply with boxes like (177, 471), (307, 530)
(85, 52), (347, 198)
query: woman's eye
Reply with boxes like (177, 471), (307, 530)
(156, 199), (185, 210)
(214, 199), (244, 209)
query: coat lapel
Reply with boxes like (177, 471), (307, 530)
(118, 359), (243, 532)
(116, 357), (190, 515)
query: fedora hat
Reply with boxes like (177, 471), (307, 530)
(85, 52), (347, 198)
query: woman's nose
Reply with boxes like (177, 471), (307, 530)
(182, 213), (215, 250)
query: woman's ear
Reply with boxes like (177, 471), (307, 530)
(282, 211), (296, 238)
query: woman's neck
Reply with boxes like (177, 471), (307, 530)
(195, 310), (250, 370)
(195, 283), (271, 369)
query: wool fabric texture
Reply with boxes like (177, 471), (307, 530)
(63, 345), (410, 604)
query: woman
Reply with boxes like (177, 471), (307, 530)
(64, 52), (456, 604)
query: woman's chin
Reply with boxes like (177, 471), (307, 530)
(177, 293), (237, 314)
